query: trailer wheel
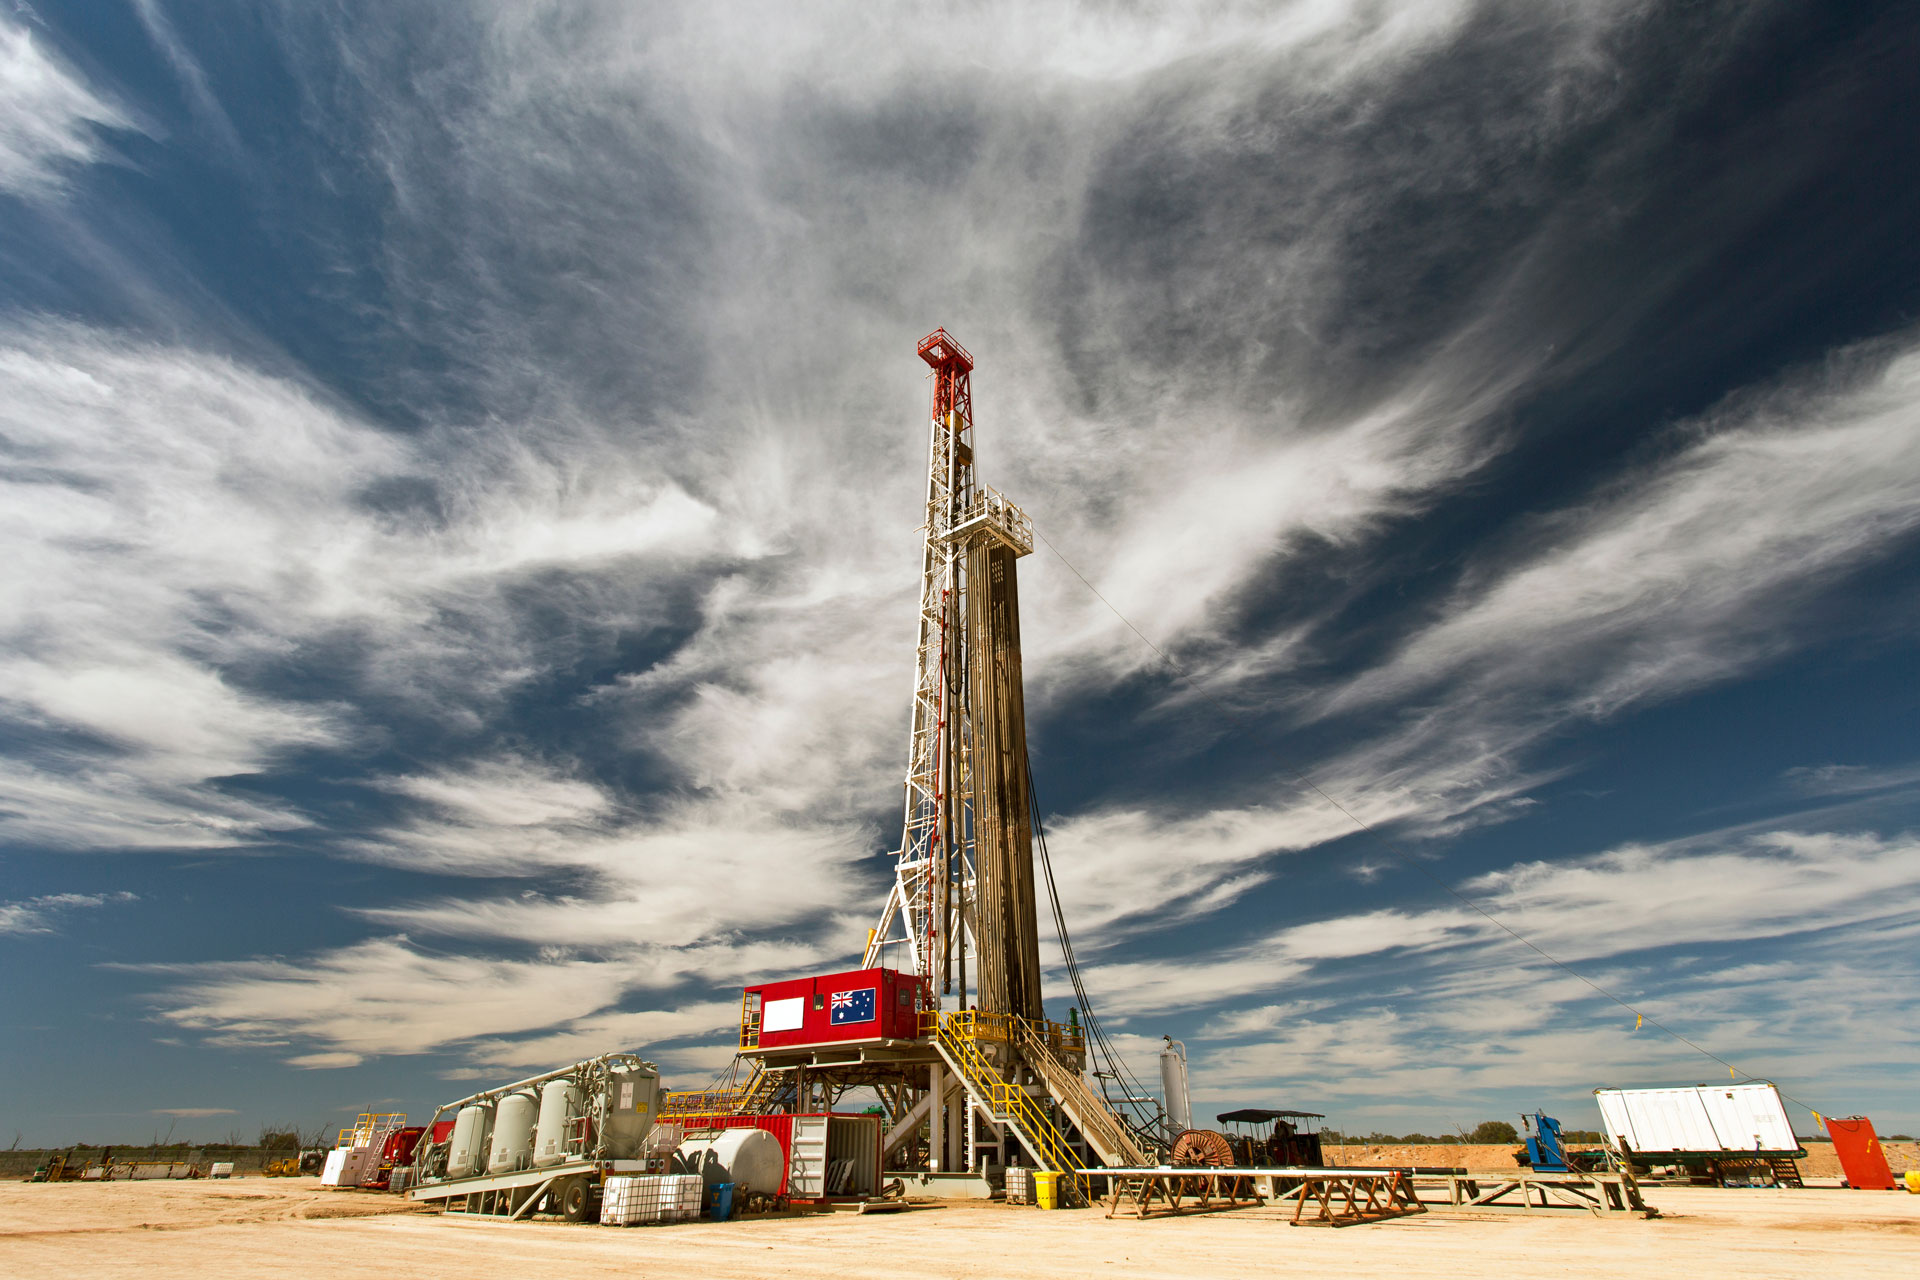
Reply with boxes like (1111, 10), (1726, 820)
(561, 1177), (592, 1223)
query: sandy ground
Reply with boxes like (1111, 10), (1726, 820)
(4, 1176), (1919, 1279)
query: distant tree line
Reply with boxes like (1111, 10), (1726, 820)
(1321, 1121), (1605, 1145)
(17, 1122), (333, 1153)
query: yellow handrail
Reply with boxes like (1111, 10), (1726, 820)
(929, 1013), (1088, 1205)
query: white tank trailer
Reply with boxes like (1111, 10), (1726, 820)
(672, 1128), (785, 1199)
(407, 1052), (664, 1222)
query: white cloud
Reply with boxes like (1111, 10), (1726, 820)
(1069, 822), (1920, 1125)
(1783, 760), (1920, 800)
(128, 0), (241, 154)
(14, 0), (1913, 1109)
(0, 18), (132, 196)
(147, 937), (633, 1068)
(0, 322), (731, 850)
(0, 890), (136, 935)
(1089, 825), (1920, 1020)
(375, 758), (612, 831)
(1330, 335), (1920, 721)
(143, 932), (776, 1076)
(1052, 331), (1920, 941)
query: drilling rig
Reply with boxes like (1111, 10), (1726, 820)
(664, 330), (1148, 1201)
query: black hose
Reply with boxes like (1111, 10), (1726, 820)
(1029, 773), (1167, 1148)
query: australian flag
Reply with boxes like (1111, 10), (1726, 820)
(829, 987), (877, 1025)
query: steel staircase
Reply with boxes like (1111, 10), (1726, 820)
(929, 1013), (1089, 1204)
(1012, 1021), (1149, 1168)
(733, 1063), (790, 1114)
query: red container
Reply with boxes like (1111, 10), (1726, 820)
(743, 966), (927, 1051)
(381, 1126), (425, 1167)
(1826, 1115), (1896, 1190)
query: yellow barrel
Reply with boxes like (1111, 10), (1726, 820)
(1033, 1171), (1059, 1209)
(1904, 1170), (1920, 1195)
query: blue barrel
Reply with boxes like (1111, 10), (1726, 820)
(707, 1182), (735, 1221)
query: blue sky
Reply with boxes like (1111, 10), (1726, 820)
(3, 1), (1918, 1146)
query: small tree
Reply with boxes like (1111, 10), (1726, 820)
(1470, 1120), (1519, 1145)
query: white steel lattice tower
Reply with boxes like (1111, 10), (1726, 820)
(864, 329), (1032, 1006)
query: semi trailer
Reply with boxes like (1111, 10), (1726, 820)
(406, 1052), (665, 1220)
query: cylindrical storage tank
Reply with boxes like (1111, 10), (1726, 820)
(446, 1103), (494, 1179)
(601, 1062), (661, 1160)
(534, 1077), (582, 1168)
(1159, 1038), (1192, 1134)
(672, 1129), (785, 1197)
(487, 1090), (539, 1174)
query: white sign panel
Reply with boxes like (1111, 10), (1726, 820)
(762, 995), (806, 1033)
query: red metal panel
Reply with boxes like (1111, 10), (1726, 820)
(381, 1126), (425, 1165)
(745, 966), (927, 1049)
(1826, 1115), (1896, 1190)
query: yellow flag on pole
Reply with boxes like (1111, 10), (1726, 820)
(1634, 1013), (1642, 1031)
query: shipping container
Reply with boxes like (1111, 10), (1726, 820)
(740, 967), (928, 1052)
(681, 1111), (882, 1201)
(1594, 1083), (1801, 1156)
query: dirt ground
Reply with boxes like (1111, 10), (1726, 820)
(4, 1176), (1919, 1279)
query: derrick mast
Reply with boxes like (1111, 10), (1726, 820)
(669, 332), (1150, 1196)
(864, 329), (1040, 1017)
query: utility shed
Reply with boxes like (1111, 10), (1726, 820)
(1595, 1083), (1802, 1156)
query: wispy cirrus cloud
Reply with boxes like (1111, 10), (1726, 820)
(1328, 333), (1920, 725)
(1085, 825), (1920, 1022)
(1089, 822), (1920, 1115)
(0, 17), (134, 196)
(1038, 328), (1920, 946)
(0, 889), (136, 935)
(8, 2), (1916, 1127)
(0, 321), (731, 851)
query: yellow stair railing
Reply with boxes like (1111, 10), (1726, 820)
(1012, 1021), (1148, 1168)
(928, 1011), (1089, 1205)
(661, 1059), (788, 1118)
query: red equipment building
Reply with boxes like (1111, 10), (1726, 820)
(740, 967), (927, 1055)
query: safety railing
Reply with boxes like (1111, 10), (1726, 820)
(940, 486), (1034, 556)
(919, 1009), (1085, 1060)
(738, 991), (762, 1050)
(337, 1113), (407, 1149)
(1012, 1021), (1149, 1168)
(930, 1013), (1088, 1205)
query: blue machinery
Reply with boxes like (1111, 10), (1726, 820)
(1521, 1112), (1569, 1173)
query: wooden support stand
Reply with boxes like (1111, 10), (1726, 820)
(1278, 1171), (1426, 1227)
(1101, 1170), (1263, 1219)
(1082, 1165), (1656, 1225)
